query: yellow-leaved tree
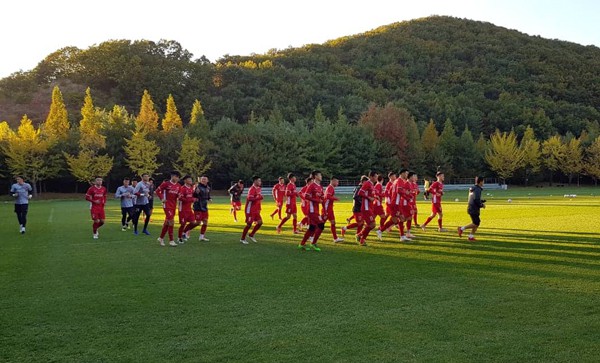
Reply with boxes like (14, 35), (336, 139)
(520, 125), (541, 185)
(174, 134), (211, 180)
(541, 135), (566, 185)
(43, 85), (70, 143)
(64, 88), (113, 183)
(124, 130), (161, 176)
(584, 136), (600, 185)
(485, 130), (524, 184)
(135, 90), (159, 134)
(161, 94), (183, 133)
(2, 115), (52, 195)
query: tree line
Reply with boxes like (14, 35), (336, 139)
(1, 87), (599, 194)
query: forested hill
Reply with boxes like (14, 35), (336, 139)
(1, 15), (600, 137)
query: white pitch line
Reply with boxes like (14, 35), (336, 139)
(48, 208), (54, 223)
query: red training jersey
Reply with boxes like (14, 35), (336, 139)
(429, 181), (444, 205)
(384, 180), (395, 205)
(245, 184), (264, 214)
(178, 184), (196, 212)
(156, 181), (181, 210)
(304, 182), (324, 214)
(272, 183), (286, 202)
(409, 181), (420, 206)
(358, 180), (375, 212)
(86, 186), (107, 208)
(393, 178), (411, 207)
(285, 182), (297, 206)
(323, 184), (337, 213)
(372, 182), (384, 208)
(299, 184), (310, 209)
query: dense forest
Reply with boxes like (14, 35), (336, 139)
(1, 16), (599, 190)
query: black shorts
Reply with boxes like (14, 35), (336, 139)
(121, 206), (134, 215)
(135, 204), (151, 217)
(148, 199), (154, 209)
(469, 213), (481, 226)
(14, 203), (29, 213)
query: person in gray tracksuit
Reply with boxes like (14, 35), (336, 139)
(10, 175), (33, 234)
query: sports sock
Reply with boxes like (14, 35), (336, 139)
(413, 212), (418, 225)
(249, 223), (261, 237)
(330, 224), (338, 239)
(300, 228), (314, 245)
(398, 221), (405, 236)
(423, 216), (434, 227)
(241, 224), (251, 240)
(381, 219), (395, 232)
(407, 219), (412, 231)
(92, 222), (98, 234)
(292, 218), (297, 231)
(200, 224), (207, 235)
(168, 225), (174, 241)
(346, 222), (358, 230)
(160, 223), (168, 238)
(438, 218), (443, 229)
(313, 226), (324, 244)
(178, 224), (186, 238)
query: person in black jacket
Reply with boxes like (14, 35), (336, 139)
(458, 176), (486, 242)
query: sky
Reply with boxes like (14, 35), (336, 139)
(1, 0), (599, 78)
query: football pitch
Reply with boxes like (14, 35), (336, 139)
(1, 187), (599, 362)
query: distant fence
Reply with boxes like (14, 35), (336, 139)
(241, 178), (503, 196)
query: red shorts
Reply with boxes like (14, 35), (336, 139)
(385, 204), (395, 216)
(275, 200), (283, 208)
(324, 208), (335, 222)
(372, 205), (385, 216)
(245, 212), (262, 224)
(401, 205), (412, 219)
(286, 203), (297, 214)
(163, 207), (176, 221)
(361, 210), (375, 223)
(432, 203), (442, 214)
(91, 208), (105, 220)
(194, 211), (209, 221)
(178, 210), (195, 224)
(231, 201), (241, 210)
(307, 213), (324, 225)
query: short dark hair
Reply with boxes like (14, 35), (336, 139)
(132, 177), (140, 182)
(330, 176), (339, 180)
(238, 179), (244, 184)
(368, 170), (378, 177)
(123, 177), (130, 181)
(388, 171), (397, 178)
(399, 168), (409, 174)
(149, 177), (154, 182)
(278, 176), (284, 181)
(377, 175), (383, 182)
(287, 173), (295, 180)
(170, 171), (181, 178)
(311, 170), (321, 178)
(182, 175), (192, 181)
(141, 173), (149, 177)
(305, 177), (313, 184)
(475, 176), (484, 184)
(407, 171), (415, 178)
(360, 175), (368, 183)
(252, 176), (260, 182)
(436, 171), (444, 176)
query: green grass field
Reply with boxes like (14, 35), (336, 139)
(1, 187), (599, 362)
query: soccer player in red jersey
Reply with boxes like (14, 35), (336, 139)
(298, 177), (313, 230)
(298, 171), (325, 251)
(421, 171), (446, 232)
(378, 169), (412, 242)
(409, 172), (421, 228)
(372, 175), (386, 238)
(380, 171), (397, 230)
(277, 173), (299, 234)
(86, 176), (107, 239)
(355, 171), (379, 246)
(155, 171), (181, 247)
(404, 172), (419, 238)
(228, 180), (244, 222)
(241, 176), (263, 244)
(323, 176), (344, 243)
(177, 175), (197, 244)
(270, 177), (286, 220)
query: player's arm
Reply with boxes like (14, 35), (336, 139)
(115, 187), (123, 199)
(85, 188), (94, 203)
(358, 184), (374, 201)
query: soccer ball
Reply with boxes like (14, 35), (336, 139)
(507, 199), (512, 203)
(454, 198), (459, 202)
